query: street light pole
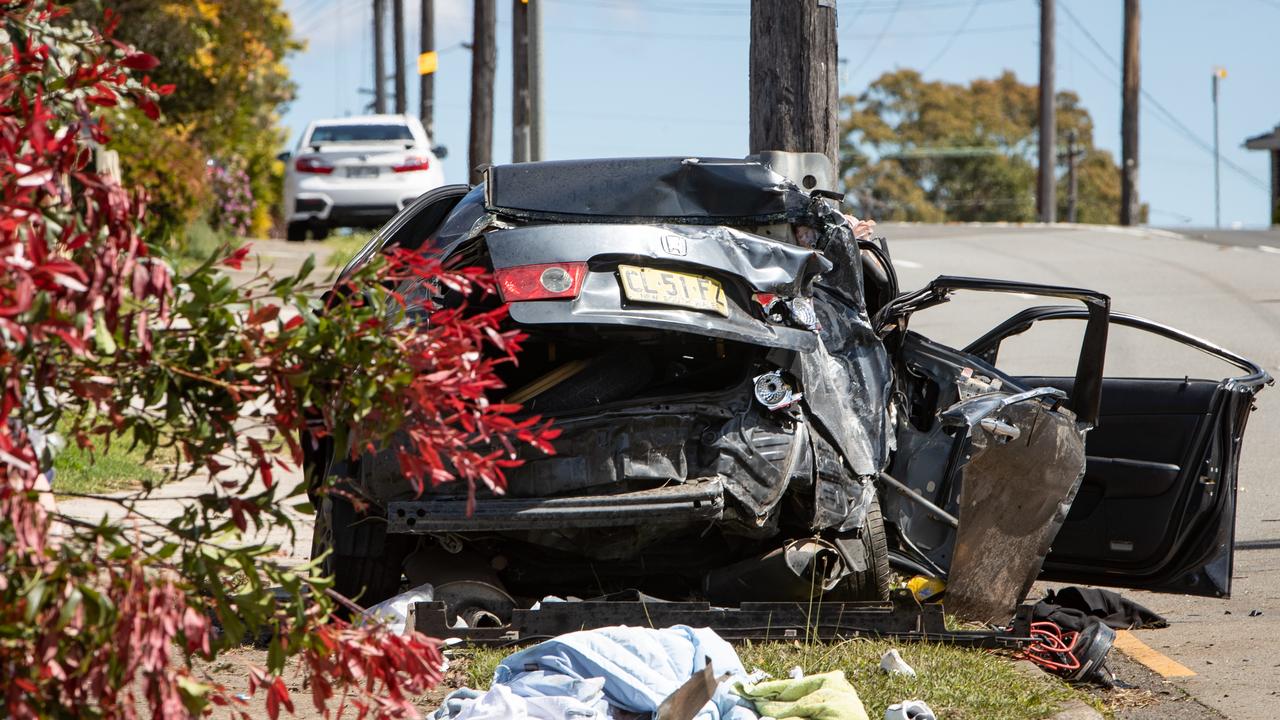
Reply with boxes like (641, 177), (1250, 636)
(1212, 67), (1226, 229)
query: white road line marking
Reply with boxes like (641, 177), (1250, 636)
(1258, 244), (1280, 254)
(892, 259), (923, 269)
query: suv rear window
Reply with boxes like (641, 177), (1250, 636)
(309, 124), (414, 143)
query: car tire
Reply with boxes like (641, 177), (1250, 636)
(311, 222), (330, 241)
(311, 491), (410, 610)
(286, 221), (307, 242)
(833, 494), (892, 601)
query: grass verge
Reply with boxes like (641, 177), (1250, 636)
(325, 230), (375, 270)
(52, 427), (162, 495)
(451, 639), (1087, 720)
(170, 220), (244, 274)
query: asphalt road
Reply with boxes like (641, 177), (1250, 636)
(882, 223), (1280, 720)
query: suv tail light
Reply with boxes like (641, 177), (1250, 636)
(294, 156), (334, 174)
(496, 263), (588, 302)
(392, 156), (431, 173)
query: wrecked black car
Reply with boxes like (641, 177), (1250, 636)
(304, 153), (1270, 624)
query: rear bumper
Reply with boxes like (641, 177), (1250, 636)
(386, 481), (724, 532)
(285, 172), (443, 224)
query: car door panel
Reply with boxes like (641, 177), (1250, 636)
(876, 277), (1111, 620)
(965, 309), (1270, 597)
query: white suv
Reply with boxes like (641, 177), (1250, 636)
(282, 114), (446, 241)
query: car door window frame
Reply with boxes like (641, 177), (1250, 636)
(877, 275), (1111, 426)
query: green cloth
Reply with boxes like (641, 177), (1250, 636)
(734, 671), (870, 720)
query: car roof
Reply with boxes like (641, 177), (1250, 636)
(484, 156), (813, 225)
(311, 114), (416, 126)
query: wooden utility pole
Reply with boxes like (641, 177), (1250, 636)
(419, 0), (435, 137)
(512, 0), (530, 162)
(1120, 0), (1140, 225)
(1066, 130), (1081, 223)
(528, 0), (544, 160)
(1037, 0), (1056, 223)
(748, 0), (839, 167)
(373, 0), (387, 113)
(468, 0), (496, 184)
(392, 0), (407, 113)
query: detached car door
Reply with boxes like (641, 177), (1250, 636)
(964, 307), (1271, 597)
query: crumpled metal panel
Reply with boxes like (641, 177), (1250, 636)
(710, 409), (810, 529)
(487, 222), (830, 352)
(793, 220), (895, 481)
(485, 157), (812, 224)
(940, 393), (1087, 623)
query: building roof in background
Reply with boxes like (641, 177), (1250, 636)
(1244, 126), (1280, 151)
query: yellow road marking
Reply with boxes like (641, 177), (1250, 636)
(1113, 630), (1196, 678)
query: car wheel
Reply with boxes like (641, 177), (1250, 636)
(286, 221), (307, 242)
(311, 490), (410, 610)
(310, 221), (330, 241)
(832, 494), (892, 601)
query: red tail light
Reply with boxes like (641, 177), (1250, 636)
(392, 156), (431, 173)
(294, 156), (334, 174)
(495, 263), (588, 302)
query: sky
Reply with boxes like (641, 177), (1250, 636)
(281, 0), (1280, 228)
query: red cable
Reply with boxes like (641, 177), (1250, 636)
(1021, 621), (1082, 674)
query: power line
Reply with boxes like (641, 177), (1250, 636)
(843, 0), (1016, 12)
(546, 0), (745, 16)
(545, 0), (1015, 18)
(848, 0), (902, 79)
(1057, 2), (1270, 193)
(493, 20), (1032, 44)
(920, 0), (981, 73)
(295, 0), (347, 38)
(293, 0), (331, 19)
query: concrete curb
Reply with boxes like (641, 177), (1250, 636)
(1049, 699), (1105, 720)
(1009, 660), (1105, 720)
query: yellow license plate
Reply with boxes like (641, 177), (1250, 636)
(617, 264), (729, 317)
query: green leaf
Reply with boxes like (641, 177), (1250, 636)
(177, 675), (212, 714)
(94, 312), (117, 355)
(24, 581), (46, 623)
(297, 253), (315, 283)
(154, 542), (180, 560)
(56, 588), (83, 630)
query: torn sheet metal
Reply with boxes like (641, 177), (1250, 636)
(941, 393), (1087, 623)
(703, 538), (849, 604)
(485, 157), (813, 225)
(794, 216), (895, 480)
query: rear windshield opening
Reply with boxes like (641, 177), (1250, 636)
(310, 124), (414, 144)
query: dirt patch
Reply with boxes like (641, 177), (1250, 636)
(196, 646), (471, 719)
(1084, 652), (1224, 720)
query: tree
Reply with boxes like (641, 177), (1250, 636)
(840, 69), (1145, 224)
(1, 3), (555, 716)
(70, 0), (300, 238)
